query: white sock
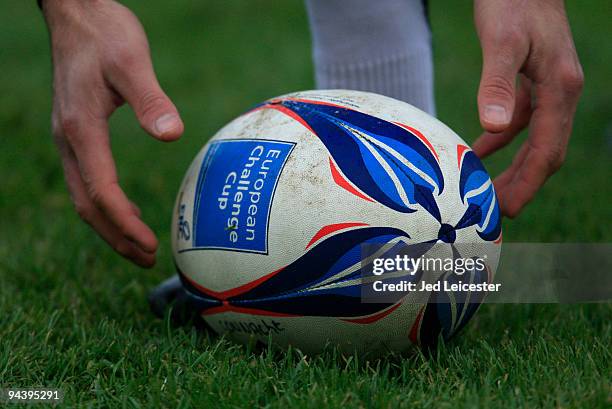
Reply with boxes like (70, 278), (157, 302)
(305, 0), (436, 116)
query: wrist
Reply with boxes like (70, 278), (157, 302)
(40, 0), (104, 21)
(40, 0), (92, 30)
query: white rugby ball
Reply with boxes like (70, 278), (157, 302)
(171, 90), (501, 354)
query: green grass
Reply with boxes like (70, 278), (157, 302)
(0, 1), (610, 407)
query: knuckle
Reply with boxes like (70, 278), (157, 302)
(544, 149), (565, 172)
(557, 62), (584, 95)
(138, 91), (166, 117)
(51, 115), (63, 138)
(88, 184), (109, 208)
(56, 115), (82, 141)
(496, 27), (523, 48)
(550, 156), (565, 172)
(481, 74), (515, 100)
(504, 203), (521, 219)
(108, 45), (140, 73)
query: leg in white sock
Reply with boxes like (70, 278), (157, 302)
(305, 0), (436, 115)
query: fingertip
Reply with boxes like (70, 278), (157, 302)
(471, 138), (487, 158)
(500, 196), (522, 219)
(135, 253), (157, 268)
(471, 132), (504, 159)
(114, 239), (156, 268)
(139, 231), (159, 254)
(128, 248), (157, 268)
(153, 113), (184, 141)
(480, 104), (512, 133)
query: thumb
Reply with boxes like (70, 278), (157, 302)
(111, 58), (184, 141)
(477, 38), (526, 133)
(135, 86), (184, 142)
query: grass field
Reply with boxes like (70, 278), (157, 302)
(1, 1), (611, 407)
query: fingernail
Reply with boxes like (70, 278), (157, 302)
(155, 113), (180, 135)
(484, 104), (509, 125)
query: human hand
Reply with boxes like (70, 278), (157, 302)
(42, 0), (184, 267)
(472, 0), (583, 217)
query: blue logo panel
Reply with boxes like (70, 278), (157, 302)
(191, 139), (294, 253)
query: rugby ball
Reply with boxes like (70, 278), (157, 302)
(171, 90), (502, 354)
